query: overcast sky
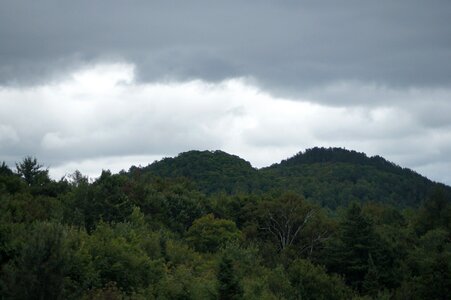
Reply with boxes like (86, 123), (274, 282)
(1, 0), (451, 185)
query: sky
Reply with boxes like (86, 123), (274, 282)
(1, 0), (451, 185)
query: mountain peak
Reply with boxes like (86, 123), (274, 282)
(276, 147), (399, 171)
(139, 150), (258, 194)
(132, 147), (450, 208)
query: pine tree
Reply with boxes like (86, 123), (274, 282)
(218, 254), (242, 300)
(422, 253), (451, 300)
(15, 156), (49, 186)
(363, 253), (380, 296)
(337, 203), (378, 291)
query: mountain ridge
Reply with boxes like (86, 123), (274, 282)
(130, 147), (450, 208)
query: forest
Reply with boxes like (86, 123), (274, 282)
(0, 147), (450, 299)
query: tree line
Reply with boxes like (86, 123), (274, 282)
(0, 155), (450, 299)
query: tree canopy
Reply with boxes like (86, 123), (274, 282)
(0, 151), (450, 299)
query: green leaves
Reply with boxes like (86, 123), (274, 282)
(15, 156), (48, 187)
(3, 222), (68, 299)
(87, 222), (165, 293)
(0, 153), (450, 299)
(187, 214), (242, 253)
(287, 259), (353, 300)
(218, 254), (243, 300)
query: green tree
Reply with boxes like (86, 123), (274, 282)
(134, 177), (206, 233)
(87, 221), (165, 293)
(218, 254), (243, 300)
(259, 193), (316, 251)
(15, 156), (49, 187)
(266, 265), (293, 299)
(424, 252), (451, 300)
(327, 203), (379, 291)
(186, 214), (241, 253)
(0, 163), (24, 194)
(0, 162), (13, 176)
(404, 228), (451, 300)
(287, 259), (353, 300)
(362, 254), (381, 297)
(415, 188), (451, 235)
(61, 171), (92, 229)
(77, 170), (134, 230)
(3, 222), (68, 299)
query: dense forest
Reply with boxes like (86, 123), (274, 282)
(1, 147), (450, 299)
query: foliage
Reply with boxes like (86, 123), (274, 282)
(0, 152), (450, 299)
(218, 253), (243, 300)
(187, 214), (242, 253)
(261, 147), (449, 208)
(140, 150), (261, 195)
(134, 148), (451, 209)
(15, 156), (48, 187)
(2, 222), (68, 299)
(286, 259), (354, 300)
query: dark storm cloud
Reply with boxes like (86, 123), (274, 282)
(1, 0), (451, 94)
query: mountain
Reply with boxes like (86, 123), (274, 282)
(3, 149), (450, 298)
(262, 147), (450, 208)
(133, 147), (451, 208)
(137, 150), (261, 194)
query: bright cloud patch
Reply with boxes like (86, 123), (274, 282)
(1, 63), (451, 184)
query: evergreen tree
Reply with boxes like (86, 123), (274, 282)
(5, 222), (68, 299)
(15, 156), (49, 186)
(218, 254), (242, 300)
(416, 188), (451, 235)
(427, 253), (451, 300)
(0, 162), (13, 176)
(363, 254), (380, 297)
(331, 203), (378, 291)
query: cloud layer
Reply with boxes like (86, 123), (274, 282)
(1, 1), (450, 184)
(1, 0), (451, 96)
(1, 63), (451, 184)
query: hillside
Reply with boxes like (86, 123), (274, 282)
(1, 151), (451, 299)
(134, 147), (451, 208)
(261, 147), (450, 208)
(138, 150), (261, 194)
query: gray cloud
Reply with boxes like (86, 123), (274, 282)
(1, 0), (451, 96)
(1, 1), (451, 185)
(1, 66), (451, 184)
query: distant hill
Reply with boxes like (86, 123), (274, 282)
(138, 150), (261, 194)
(261, 147), (451, 208)
(132, 147), (451, 208)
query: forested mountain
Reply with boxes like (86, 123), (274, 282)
(133, 147), (450, 208)
(137, 150), (261, 194)
(1, 150), (450, 299)
(262, 147), (450, 208)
